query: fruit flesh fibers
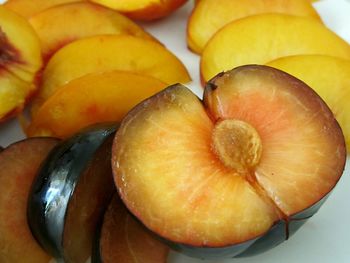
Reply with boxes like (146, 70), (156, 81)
(201, 14), (350, 82)
(267, 55), (350, 152)
(112, 66), (346, 250)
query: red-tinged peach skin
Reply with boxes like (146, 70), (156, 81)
(267, 55), (350, 151)
(201, 14), (350, 82)
(188, 0), (321, 54)
(90, 0), (188, 21)
(29, 2), (157, 61)
(111, 65), (345, 258)
(0, 138), (58, 262)
(31, 35), (190, 114)
(27, 71), (168, 138)
(3, 0), (79, 18)
(0, 6), (42, 121)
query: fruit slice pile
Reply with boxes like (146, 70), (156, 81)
(28, 2), (157, 61)
(0, 6), (42, 122)
(112, 65), (346, 258)
(0, 0), (190, 138)
(188, 0), (321, 54)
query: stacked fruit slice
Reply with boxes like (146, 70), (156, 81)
(187, 0), (350, 151)
(0, 0), (190, 138)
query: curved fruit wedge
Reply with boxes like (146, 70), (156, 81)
(0, 6), (42, 121)
(188, 0), (320, 54)
(267, 55), (350, 152)
(28, 124), (117, 262)
(201, 14), (350, 82)
(3, 0), (78, 18)
(90, 0), (188, 21)
(29, 2), (156, 61)
(27, 71), (168, 138)
(92, 195), (169, 263)
(111, 65), (346, 259)
(0, 138), (58, 263)
(32, 35), (190, 114)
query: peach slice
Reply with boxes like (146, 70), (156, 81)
(27, 71), (168, 138)
(29, 2), (156, 61)
(188, 0), (321, 54)
(111, 65), (345, 258)
(31, 34), (190, 114)
(90, 0), (188, 21)
(0, 6), (42, 121)
(267, 55), (350, 151)
(201, 14), (350, 82)
(3, 0), (79, 18)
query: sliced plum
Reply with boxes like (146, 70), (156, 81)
(111, 65), (346, 259)
(92, 194), (169, 263)
(28, 123), (118, 262)
(0, 138), (58, 263)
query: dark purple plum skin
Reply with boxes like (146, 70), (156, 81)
(27, 123), (118, 259)
(160, 186), (330, 259)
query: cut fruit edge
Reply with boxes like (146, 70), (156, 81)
(112, 66), (346, 248)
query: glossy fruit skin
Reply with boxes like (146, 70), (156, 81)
(27, 123), (118, 259)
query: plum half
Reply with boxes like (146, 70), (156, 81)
(112, 65), (346, 259)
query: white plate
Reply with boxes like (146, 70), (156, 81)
(0, 1), (349, 262)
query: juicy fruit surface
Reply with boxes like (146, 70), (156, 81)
(29, 2), (156, 61)
(113, 84), (278, 246)
(0, 138), (58, 263)
(201, 14), (350, 82)
(91, 0), (188, 20)
(99, 195), (169, 262)
(188, 0), (320, 53)
(28, 71), (168, 138)
(33, 34), (190, 113)
(267, 55), (350, 151)
(3, 0), (78, 18)
(0, 6), (42, 120)
(112, 66), (346, 248)
(205, 66), (345, 216)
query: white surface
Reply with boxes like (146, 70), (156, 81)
(0, 0), (350, 262)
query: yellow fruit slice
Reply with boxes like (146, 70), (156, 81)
(201, 14), (350, 82)
(188, 0), (321, 54)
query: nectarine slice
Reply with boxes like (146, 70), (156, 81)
(0, 6), (42, 121)
(29, 2), (156, 61)
(0, 138), (58, 262)
(112, 65), (345, 258)
(90, 0), (188, 21)
(3, 0), (78, 18)
(201, 14), (350, 82)
(28, 71), (168, 138)
(32, 35), (190, 114)
(267, 55), (350, 152)
(188, 0), (321, 54)
(95, 194), (169, 262)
